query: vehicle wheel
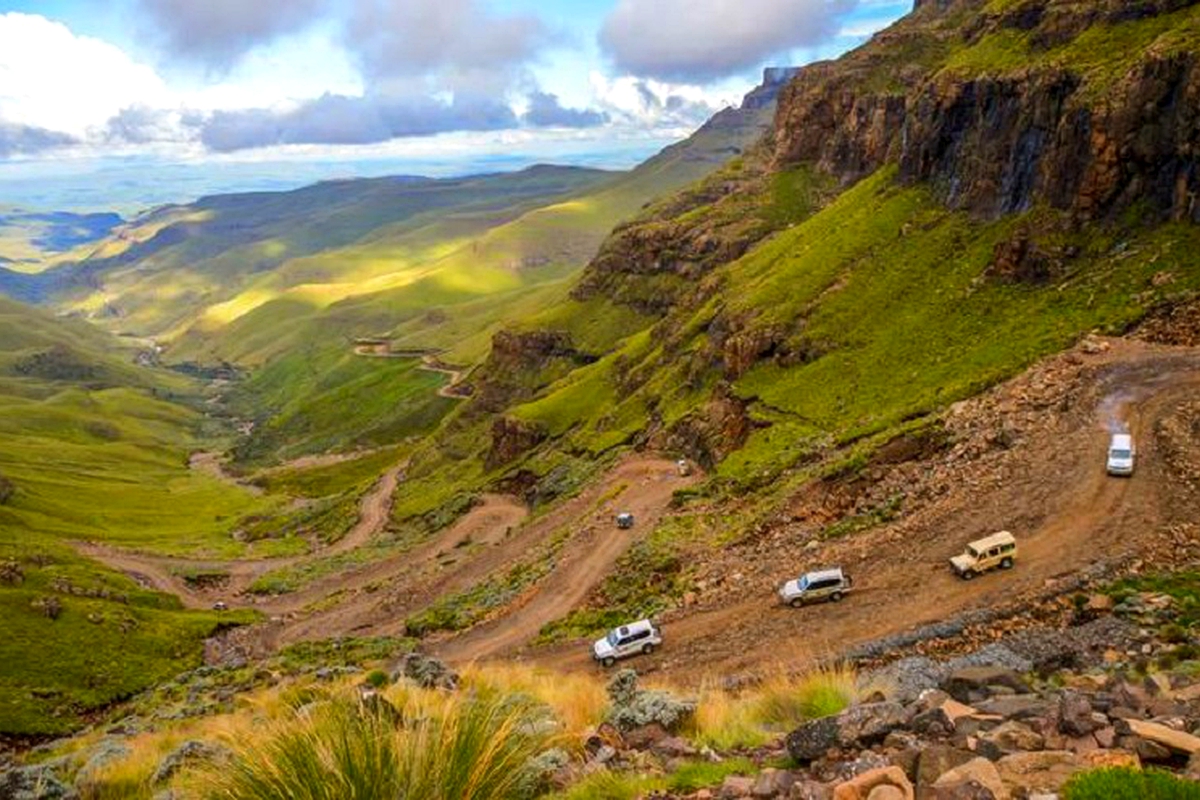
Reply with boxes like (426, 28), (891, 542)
(831, 592), (843, 602)
(642, 644), (655, 655)
(602, 657), (615, 668)
(962, 570), (976, 581)
(1000, 557), (1014, 570)
(789, 598), (804, 608)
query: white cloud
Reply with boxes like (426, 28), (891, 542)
(590, 72), (737, 127)
(600, 0), (859, 82)
(0, 13), (171, 137)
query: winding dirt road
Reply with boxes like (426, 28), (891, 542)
(73, 336), (1200, 683)
(77, 461), (407, 610)
(526, 340), (1200, 683)
(352, 341), (471, 399)
(431, 458), (699, 663)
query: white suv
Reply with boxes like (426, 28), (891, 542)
(778, 567), (852, 607)
(1106, 433), (1135, 477)
(592, 619), (662, 667)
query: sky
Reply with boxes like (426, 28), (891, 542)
(0, 0), (911, 209)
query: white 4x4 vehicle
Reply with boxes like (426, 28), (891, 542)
(778, 567), (852, 607)
(1106, 433), (1135, 477)
(592, 619), (662, 667)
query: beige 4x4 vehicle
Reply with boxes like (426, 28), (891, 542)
(950, 531), (1017, 580)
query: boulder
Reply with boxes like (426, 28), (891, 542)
(1118, 718), (1200, 755)
(652, 735), (697, 759)
(623, 722), (669, 750)
(752, 768), (797, 798)
(152, 741), (230, 785)
(943, 668), (1031, 704)
(605, 670), (696, 733)
(973, 696), (1049, 721)
(788, 703), (911, 763)
(721, 775), (757, 798)
(0, 764), (75, 800)
(787, 716), (842, 762)
(1057, 691), (1100, 737)
(994, 750), (1137, 796)
(790, 781), (834, 800)
(832, 766), (914, 800)
(392, 653), (458, 690)
(836, 702), (912, 747)
(930, 758), (1009, 800)
(912, 699), (981, 736)
(915, 746), (975, 799)
(976, 721), (1045, 760)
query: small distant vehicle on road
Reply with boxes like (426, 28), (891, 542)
(677, 459), (692, 477)
(1106, 433), (1136, 477)
(593, 619), (662, 667)
(950, 531), (1017, 580)
(212, 601), (228, 612)
(778, 567), (852, 607)
(616, 513), (635, 530)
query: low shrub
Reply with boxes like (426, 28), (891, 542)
(1062, 767), (1200, 799)
(204, 691), (552, 800)
(755, 665), (859, 727)
(666, 758), (756, 792)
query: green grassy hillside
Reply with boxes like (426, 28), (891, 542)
(373, 0), (1200, 635)
(0, 298), (288, 735)
(56, 167), (613, 341)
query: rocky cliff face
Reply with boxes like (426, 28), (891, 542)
(473, 330), (589, 414)
(581, 0), (1200, 324)
(773, 0), (1200, 221)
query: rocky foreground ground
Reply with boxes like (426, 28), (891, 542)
(562, 592), (1200, 800)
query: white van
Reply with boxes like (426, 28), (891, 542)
(592, 619), (661, 667)
(1107, 433), (1135, 477)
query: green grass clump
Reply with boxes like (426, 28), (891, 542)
(1063, 768), (1200, 800)
(550, 772), (663, 800)
(254, 447), (407, 498)
(205, 692), (552, 800)
(1107, 572), (1200, 629)
(666, 758), (756, 793)
(240, 490), (363, 547)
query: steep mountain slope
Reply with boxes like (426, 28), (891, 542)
(364, 0), (1200, 662)
(479, 0), (1200, 476)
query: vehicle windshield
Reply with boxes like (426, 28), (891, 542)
(1110, 449), (1132, 459)
(966, 545), (980, 558)
(798, 575), (809, 590)
(606, 631), (619, 646)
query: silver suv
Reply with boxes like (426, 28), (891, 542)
(778, 567), (852, 607)
(592, 619), (661, 667)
